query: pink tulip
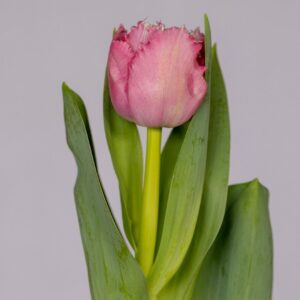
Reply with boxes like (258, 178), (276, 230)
(107, 21), (207, 128)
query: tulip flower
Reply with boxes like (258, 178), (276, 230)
(107, 21), (208, 277)
(107, 21), (207, 128)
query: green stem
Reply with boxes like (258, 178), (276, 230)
(137, 127), (162, 276)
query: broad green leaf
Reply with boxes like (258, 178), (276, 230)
(159, 43), (231, 299)
(147, 15), (212, 297)
(192, 180), (273, 300)
(62, 83), (148, 300)
(155, 122), (189, 255)
(103, 74), (143, 250)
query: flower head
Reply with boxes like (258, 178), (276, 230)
(108, 21), (207, 128)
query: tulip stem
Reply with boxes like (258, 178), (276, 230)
(137, 127), (162, 276)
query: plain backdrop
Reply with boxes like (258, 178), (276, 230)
(1, 0), (299, 299)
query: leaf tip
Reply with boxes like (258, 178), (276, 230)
(250, 177), (264, 188)
(212, 43), (218, 60)
(204, 13), (209, 23)
(212, 42), (217, 52)
(204, 14), (211, 31)
(249, 178), (269, 198)
(62, 81), (70, 93)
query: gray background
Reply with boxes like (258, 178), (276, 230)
(1, 0), (299, 299)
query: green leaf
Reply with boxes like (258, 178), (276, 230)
(159, 42), (231, 299)
(147, 15), (213, 297)
(103, 73), (143, 251)
(62, 83), (148, 300)
(155, 122), (189, 255)
(192, 180), (273, 300)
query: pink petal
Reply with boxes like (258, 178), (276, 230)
(107, 40), (134, 119)
(113, 25), (127, 41)
(127, 27), (206, 127)
(191, 27), (205, 43)
(127, 21), (156, 52)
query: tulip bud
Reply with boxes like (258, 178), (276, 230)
(107, 21), (207, 128)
